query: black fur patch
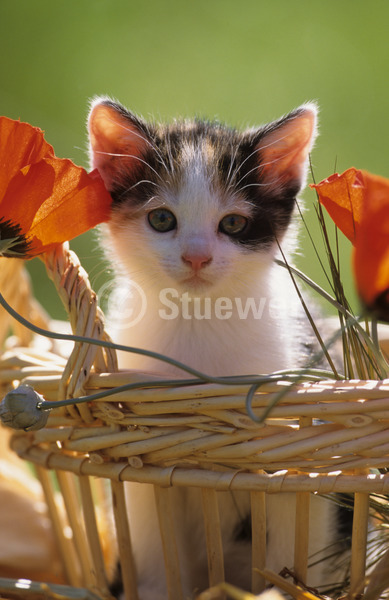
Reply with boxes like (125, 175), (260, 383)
(233, 514), (252, 542)
(336, 494), (354, 547)
(109, 561), (124, 599)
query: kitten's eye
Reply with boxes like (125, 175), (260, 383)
(219, 214), (248, 236)
(148, 208), (177, 232)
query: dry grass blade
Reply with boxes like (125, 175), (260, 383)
(255, 568), (324, 600)
(307, 175), (387, 381)
(196, 581), (281, 599)
(364, 547), (389, 600)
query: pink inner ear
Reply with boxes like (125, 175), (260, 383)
(258, 108), (317, 184)
(89, 104), (148, 155)
(88, 103), (149, 187)
(89, 104), (125, 155)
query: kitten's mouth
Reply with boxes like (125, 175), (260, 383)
(181, 273), (213, 290)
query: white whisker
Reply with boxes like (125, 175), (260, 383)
(165, 131), (177, 175)
(256, 130), (291, 152)
(143, 196), (160, 208)
(238, 181), (276, 193)
(129, 180), (159, 190)
(100, 113), (171, 176)
(234, 145), (298, 188)
(133, 196), (159, 215)
(225, 145), (240, 192)
(114, 181), (160, 203)
(229, 130), (291, 185)
(94, 150), (164, 182)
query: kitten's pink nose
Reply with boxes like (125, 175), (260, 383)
(181, 254), (212, 272)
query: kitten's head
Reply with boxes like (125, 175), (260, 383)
(88, 98), (317, 295)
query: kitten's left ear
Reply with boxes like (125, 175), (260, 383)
(256, 103), (318, 189)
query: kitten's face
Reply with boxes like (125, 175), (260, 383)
(89, 100), (317, 294)
(106, 148), (257, 294)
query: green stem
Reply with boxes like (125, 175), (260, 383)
(246, 324), (346, 423)
(371, 317), (380, 352)
(275, 260), (389, 378)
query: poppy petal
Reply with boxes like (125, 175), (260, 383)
(310, 168), (364, 244)
(1, 157), (112, 256)
(0, 117), (53, 201)
(352, 171), (389, 317)
(1, 160), (58, 235)
(313, 167), (389, 321)
(28, 161), (112, 254)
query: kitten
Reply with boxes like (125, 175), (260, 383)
(88, 99), (339, 599)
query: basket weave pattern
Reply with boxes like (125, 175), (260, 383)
(1, 243), (389, 599)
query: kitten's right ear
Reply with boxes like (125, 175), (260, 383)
(88, 98), (149, 190)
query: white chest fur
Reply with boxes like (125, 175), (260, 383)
(107, 261), (304, 377)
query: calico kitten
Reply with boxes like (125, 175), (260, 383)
(88, 99), (339, 599)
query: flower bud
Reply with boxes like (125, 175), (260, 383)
(0, 384), (49, 431)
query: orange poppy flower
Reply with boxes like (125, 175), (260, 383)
(0, 116), (112, 258)
(311, 168), (389, 321)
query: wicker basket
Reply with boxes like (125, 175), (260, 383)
(1, 243), (389, 600)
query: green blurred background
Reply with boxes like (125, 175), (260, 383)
(1, 0), (388, 319)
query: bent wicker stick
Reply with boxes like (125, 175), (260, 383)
(4, 368), (389, 472)
(42, 243), (117, 420)
(11, 435), (389, 495)
(0, 258), (49, 347)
